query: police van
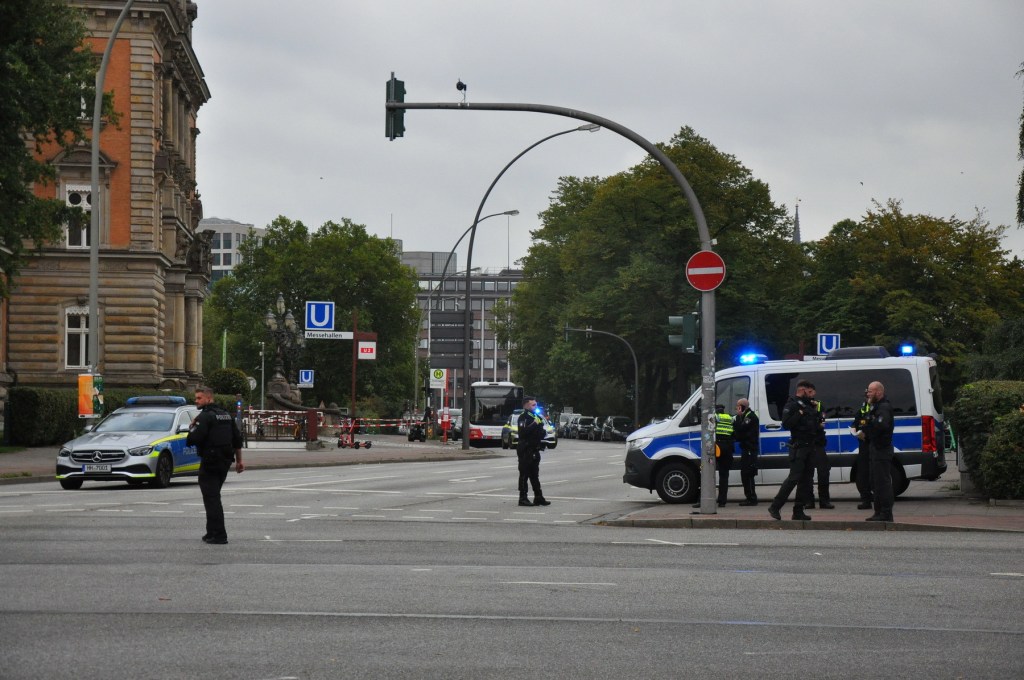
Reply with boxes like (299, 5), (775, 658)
(623, 347), (947, 504)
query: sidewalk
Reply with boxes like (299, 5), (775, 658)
(3, 442), (1021, 533)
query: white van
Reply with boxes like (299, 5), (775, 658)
(623, 347), (947, 504)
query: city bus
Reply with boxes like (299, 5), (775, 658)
(466, 381), (523, 447)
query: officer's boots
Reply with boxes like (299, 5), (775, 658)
(791, 505), (812, 521)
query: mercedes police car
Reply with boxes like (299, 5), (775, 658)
(500, 409), (558, 450)
(56, 396), (200, 490)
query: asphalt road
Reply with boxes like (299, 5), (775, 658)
(2, 439), (1022, 679)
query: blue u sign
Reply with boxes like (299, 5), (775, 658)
(299, 370), (314, 385)
(817, 333), (841, 356)
(305, 301), (334, 331)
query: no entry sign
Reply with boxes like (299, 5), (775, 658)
(685, 250), (726, 291)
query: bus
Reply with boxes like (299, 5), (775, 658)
(466, 381), (523, 447)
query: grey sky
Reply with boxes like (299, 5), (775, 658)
(192, 0), (1024, 271)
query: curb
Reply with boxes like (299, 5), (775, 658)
(597, 516), (1016, 533)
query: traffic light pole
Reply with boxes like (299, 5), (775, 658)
(386, 97), (719, 513)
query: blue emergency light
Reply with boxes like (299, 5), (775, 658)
(739, 353), (767, 365)
(900, 344), (915, 356)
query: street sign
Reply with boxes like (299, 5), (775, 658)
(685, 250), (726, 291)
(429, 368), (447, 389)
(357, 341), (377, 360)
(304, 330), (353, 340)
(298, 369), (314, 388)
(305, 301), (335, 331)
(430, 356), (464, 369)
(817, 333), (841, 355)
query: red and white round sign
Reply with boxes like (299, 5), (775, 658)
(685, 250), (726, 291)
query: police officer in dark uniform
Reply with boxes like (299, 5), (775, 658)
(768, 380), (818, 521)
(187, 386), (244, 544)
(805, 385), (833, 509)
(516, 396), (549, 507)
(852, 391), (874, 510)
(860, 381), (895, 522)
(734, 398), (760, 506)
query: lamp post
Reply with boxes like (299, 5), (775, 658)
(263, 293), (305, 386)
(461, 123), (600, 449)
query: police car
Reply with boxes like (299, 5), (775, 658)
(56, 396), (201, 490)
(500, 409), (558, 450)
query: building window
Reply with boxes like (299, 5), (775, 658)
(222, 232), (232, 249)
(211, 253), (221, 266)
(222, 253), (232, 266)
(497, 281), (509, 291)
(484, 358), (495, 370)
(210, 232), (221, 249)
(65, 307), (89, 368)
(484, 280), (496, 291)
(65, 185), (91, 248)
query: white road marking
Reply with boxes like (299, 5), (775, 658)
(990, 572), (1024, 577)
(501, 581), (615, 586)
(351, 514), (386, 519)
(150, 510), (184, 514)
(323, 506), (359, 510)
(250, 512), (286, 516)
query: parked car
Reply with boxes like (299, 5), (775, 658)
(556, 412), (575, 438)
(600, 415), (634, 442)
(572, 415), (596, 440)
(447, 408), (463, 441)
(587, 416), (603, 441)
(565, 414), (581, 438)
(501, 410), (557, 449)
(56, 395), (200, 490)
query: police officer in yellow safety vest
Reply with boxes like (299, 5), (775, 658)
(852, 393), (874, 510)
(713, 403), (735, 506)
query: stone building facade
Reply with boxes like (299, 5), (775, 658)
(6, 0), (211, 397)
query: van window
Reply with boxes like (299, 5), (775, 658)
(681, 376), (750, 427)
(764, 368), (917, 421)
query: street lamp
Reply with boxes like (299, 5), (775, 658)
(461, 124), (600, 449)
(263, 293), (305, 385)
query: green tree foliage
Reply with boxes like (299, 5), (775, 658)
(967, 316), (1024, 381)
(0, 1), (113, 293)
(800, 200), (1024, 393)
(205, 368), (251, 402)
(206, 217), (419, 414)
(507, 127), (804, 419)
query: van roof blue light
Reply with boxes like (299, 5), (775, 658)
(739, 353), (767, 365)
(900, 344), (915, 356)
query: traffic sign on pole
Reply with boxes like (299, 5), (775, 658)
(685, 251), (726, 291)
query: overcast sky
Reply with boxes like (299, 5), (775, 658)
(192, 0), (1024, 272)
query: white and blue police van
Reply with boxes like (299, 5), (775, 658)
(623, 346), (948, 504)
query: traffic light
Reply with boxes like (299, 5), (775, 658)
(668, 314), (699, 353)
(385, 72), (406, 140)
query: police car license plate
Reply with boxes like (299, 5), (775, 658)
(83, 464), (111, 473)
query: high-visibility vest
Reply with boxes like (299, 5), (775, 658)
(715, 412), (734, 437)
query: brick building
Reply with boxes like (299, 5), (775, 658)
(4, 0), (211, 407)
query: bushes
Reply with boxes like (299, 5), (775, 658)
(205, 368), (252, 402)
(6, 387), (235, 447)
(978, 411), (1024, 499)
(949, 380), (1024, 499)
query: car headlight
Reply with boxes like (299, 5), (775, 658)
(128, 445), (154, 456)
(627, 437), (652, 452)
(58, 447), (71, 458)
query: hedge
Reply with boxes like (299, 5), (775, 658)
(948, 380), (1024, 496)
(978, 411), (1024, 499)
(6, 387), (238, 447)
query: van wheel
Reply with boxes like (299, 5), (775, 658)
(892, 462), (909, 497)
(655, 463), (699, 504)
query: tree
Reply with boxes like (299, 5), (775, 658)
(0, 0), (111, 293)
(206, 216), (420, 414)
(800, 200), (1024, 394)
(505, 127), (805, 420)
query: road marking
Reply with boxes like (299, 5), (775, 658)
(609, 539), (741, 547)
(452, 517), (487, 521)
(411, 568), (432, 572)
(401, 516), (434, 520)
(150, 510), (184, 514)
(463, 510), (500, 514)
(416, 509), (453, 513)
(990, 572), (1024, 577)
(592, 474), (617, 479)
(262, 536), (346, 543)
(431, 468), (468, 474)
(501, 581), (616, 586)
(323, 506), (359, 510)
(46, 508), (85, 512)
(250, 512), (286, 516)
(276, 505), (311, 509)
(229, 504), (264, 507)
(286, 514), (333, 522)
(562, 513), (593, 517)
(351, 514), (386, 519)
(449, 476), (492, 483)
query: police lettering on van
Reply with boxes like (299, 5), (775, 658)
(623, 347), (947, 504)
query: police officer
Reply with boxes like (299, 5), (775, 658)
(187, 386), (244, 544)
(851, 391), (874, 509)
(768, 380), (818, 521)
(805, 385), (833, 509)
(859, 381), (895, 522)
(734, 398), (760, 506)
(516, 397), (550, 507)
(714, 404), (734, 506)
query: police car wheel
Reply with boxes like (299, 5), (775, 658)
(59, 478), (83, 490)
(655, 463), (699, 504)
(150, 452), (173, 488)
